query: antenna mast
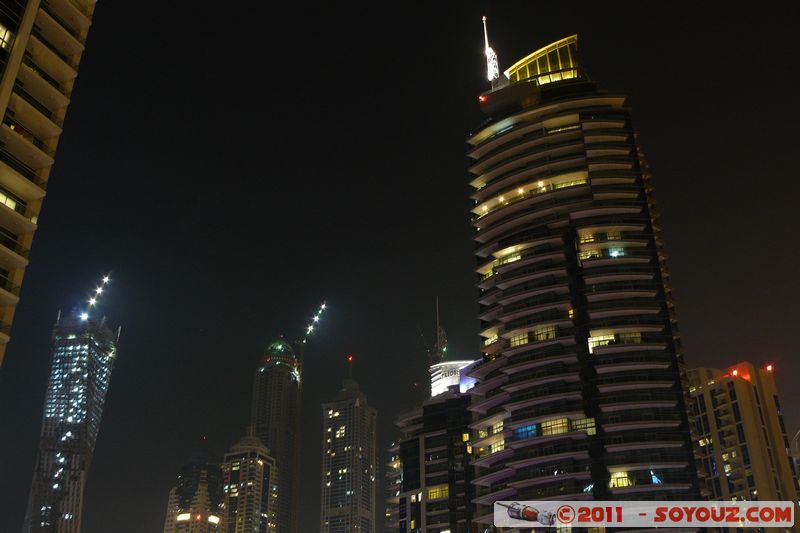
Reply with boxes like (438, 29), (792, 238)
(482, 16), (500, 83)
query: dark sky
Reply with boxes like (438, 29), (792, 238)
(1, 2), (798, 532)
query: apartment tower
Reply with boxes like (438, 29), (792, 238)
(251, 339), (301, 533)
(162, 452), (224, 533)
(688, 362), (799, 514)
(23, 306), (118, 532)
(0, 0), (97, 365)
(465, 33), (699, 525)
(222, 432), (279, 533)
(320, 378), (377, 533)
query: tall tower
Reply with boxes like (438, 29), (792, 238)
(250, 339), (301, 533)
(23, 276), (118, 532)
(0, 0), (97, 366)
(222, 431), (279, 533)
(162, 452), (224, 533)
(466, 33), (699, 526)
(320, 377), (377, 533)
(688, 362), (799, 515)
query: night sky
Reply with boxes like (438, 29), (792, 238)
(1, 2), (798, 532)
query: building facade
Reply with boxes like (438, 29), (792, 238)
(388, 359), (476, 533)
(465, 34), (699, 526)
(162, 453), (224, 533)
(320, 378), (377, 533)
(250, 339), (301, 533)
(222, 432), (279, 533)
(688, 363), (799, 514)
(0, 0), (97, 366)
(23, 311), (117, 532)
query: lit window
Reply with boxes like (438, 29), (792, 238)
(513, 424), (538, 440)
(609, 471), (632, 488)
(0, 23), (14, 50)
(606, 231), (622, 240)
(588, 334), (615, 354)
(608, 248), (625, 258)
(427, 484), (449, 501)
(578, 249), (601, 261)
(491, 421), (504, 435)
(533, 325), (557, 341)
(541, 417), (569, 436)
(462, 432), (469, 442)
(579, 233), (595, 244)
(490, 439), (505, 453)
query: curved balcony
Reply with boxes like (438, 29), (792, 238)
(570, 204), (640, 221)
(472, 467), (515, 487)
(471, 139), (585, 192)
(593, 352), (673, 374)
(587, 299), (662, 320)
(469, 373), (509, 395)
(469, 124), (583, 175)
(596, 379), (674, 393)
(472, 486), (515, 506)
(583, 270), (654, 285)
(601, 411), (683, 433)
(496, 281), (569, 306)
(503, 383), (583, 412)
(474, 179), (589, 229)
(605, 439), (687, 453)
(506, 448), (590, 470)
(502, 371), (580, 394)
(508, 429), (591, 451)
(472, 155), (587, 202)
(467, 356), (507, 380)
(510, 461), (592, 489)
(592, 341), (668, 356)
(610, 482), (692, 496)
(497, 291), (572, 321)
(495, 264), (568, 291)
(475, 195), (591, 244)
(501, 350), (578, 376)
(469, 391), (510, 415)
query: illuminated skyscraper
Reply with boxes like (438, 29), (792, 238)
(320, 378), (377, 533)
(162, 452), (224, 533)
(250, 340), (301, 533)
(688, 362), (799, 511)
(466, 33), (699, 525)
(23, 279), (118, 532)
(389, 360), (477, 533)
(0, 0), (97, 366)
(222, 431), (279, 533)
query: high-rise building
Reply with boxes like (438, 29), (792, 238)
(465, 33), (700, 525)
(320, 378), (377, 533)
(250, 339), (301, 533)
(792, 430), (800, 478)
(23, 298), (118, 532)
(688, 362), (799, 512)
(0, 0), (97, 366)
(222, 431), (279, 533)
(162, 452), (224, 533)
(390, 361), (476, 533)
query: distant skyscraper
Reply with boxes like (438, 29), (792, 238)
(466, 32), (700, 525)
(251, 339), (301, 533)
(222, 431), (279, 533)
(389, 360), (476, 533)
(688, 362), (799, 510)
(23, 278), (118, 532)
(0, 0), (97, 366)
(162, 452), (224, 533)
(320, 377), (377, 533)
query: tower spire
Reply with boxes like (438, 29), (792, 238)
(482, 16), (500, 82)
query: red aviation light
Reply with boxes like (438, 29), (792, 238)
(347, 354), (353, 363)
(478, 94), (488, 103)
(732, 369), (738, 376)
(766, 364), (774, 372)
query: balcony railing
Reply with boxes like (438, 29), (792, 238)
(31, 28), (78, 68)
(40, 1), (86, 44)
(0, 146), (48, 188)
(0, 231), (30, 258)
(0, 274), (20, 296)
(3, 117), (55, 156)
(13, 83), (64, 127)
(22, 53), (71, 97)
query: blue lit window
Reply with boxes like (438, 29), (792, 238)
(650, 470), (662, 484)
(513, 424), (538, 440)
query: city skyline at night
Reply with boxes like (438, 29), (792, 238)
(0, 2), (798, 532)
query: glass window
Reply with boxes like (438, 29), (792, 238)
(426, 484), (448, 501)
(609, 471), (632, 488)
